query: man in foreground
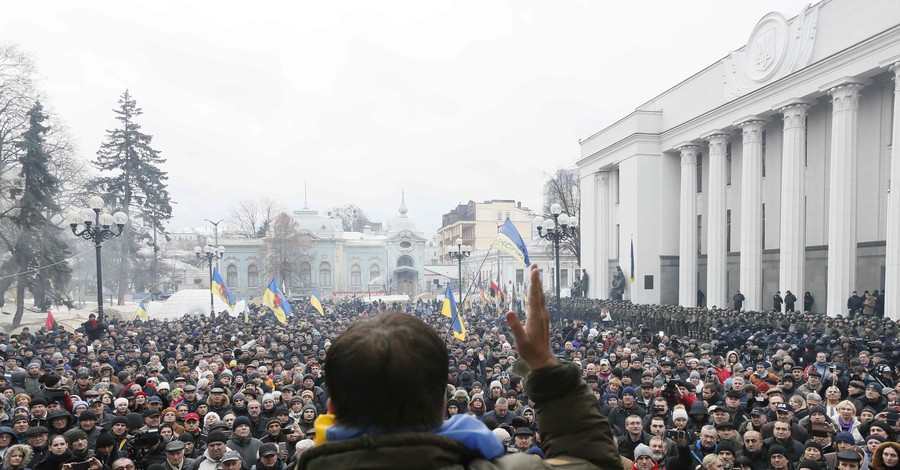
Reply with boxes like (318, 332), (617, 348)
(297, 263), (620, 468)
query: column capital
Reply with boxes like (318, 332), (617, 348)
(733, 115), (768, 127)
(676, 144), (701, 165)
(775, 99), (815, 129)
(819, 76), (871, 93)
(824, 79), (868, 113)
(703, 131), (730, 156)
(595, 170), (612, 185)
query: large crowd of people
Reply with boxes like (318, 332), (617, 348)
(0, 266), (897, 470)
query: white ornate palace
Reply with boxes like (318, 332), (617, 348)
(577, 0), (900, 318)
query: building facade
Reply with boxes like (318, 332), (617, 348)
(214, 196), (427, 299)
(437, 200), (535, 263)
(578, 0), (900, 318)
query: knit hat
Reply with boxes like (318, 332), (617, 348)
(492, 428), (510, 441)
(63, 428), (88, 444)
(78, 410), (97, 422)
(634, 444), (655, 460)
(207, 430), (228, 444)
(809, 406), (827, 416)
(769, 445), (787, 458)
(112, 416), (129, 426)
(96, 432), (115, 447)
(232, 416), (252, 431)
(114, 397), (128, 408)
(798, 460), (821, 470)
(834, 432), (855, 444)
(490, 381), (502, 390)
(672, 408), (689, 421)
(622, 386), (637, 397)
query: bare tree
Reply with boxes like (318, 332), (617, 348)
(543, 168), (581, 263)
(331, 204), (372, 232)
(230, 197), (282, 238)
(262, 212), (312, 289)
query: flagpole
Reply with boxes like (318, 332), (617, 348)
(465, 246), (495, 310)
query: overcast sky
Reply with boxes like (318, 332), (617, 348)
(2, 0), (811, 237)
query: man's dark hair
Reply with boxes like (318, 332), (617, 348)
(324, 312), (447, 432)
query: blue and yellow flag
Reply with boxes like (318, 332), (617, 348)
(263, 277), (292, 323)
(136, 298), (148, 321)
(310, 289), (325, 316)
(442, 284), (466, 341)
(491, 218), (530, 267)
(630, 237), (636, 283)
(211, 267), (236, 310)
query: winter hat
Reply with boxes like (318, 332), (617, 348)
(96, 432), (115, 447)
(471, 393), (484, 402)
(798, 460), (821, 470)
(63, 429), (88, 444)
(622, 387), (637, 397)
(232, 392), (246, 402)
(207, 430), (228, 444)
(78, 410), (97, 422)
(112, 416), (129, 426)
(834, 432), (855, 444)
(114, 398), (128, 408)
(768, 445), (787, 458)
(232, 416), (252, 431)
(634, 444), (655, 461)
(490, 380), (502, 390)
(492, 428), (510, 441)
(809, 406), (828, 416)
(41, 374), (61, 388)
(672, 408), (689, 421)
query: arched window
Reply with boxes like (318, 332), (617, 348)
(282, 263), (293, 288)
(299, 262), (311, 288)
(397, 255), (414, 268)
(351, 264), (361, 286)
(319, 262), (332, 287)
(370, 264), (381, 280)
(226, 264), (238, 287)
(247, 265), (259, 288)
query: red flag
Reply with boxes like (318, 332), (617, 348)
(490, 280), (504, 300)
(45, 310), (56, 330)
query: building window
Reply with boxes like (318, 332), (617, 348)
(696, 153), (703, 193)
(370, 264), (381, 281)
(697, 215), (702, 254)
(505, 211), (510, 221)
(725, 143), (732, 186)
(351, 264), (361, 287)
(761, 130), (767, 177)
(226, 264), (238, 287)
(761, 204), (766, 249)
(397, 255), (414, 268)
(319, 262), (332, 287)
(726, 210), (732, 253)
(516, 269), (524, 284)
(497, 211), (503, 221)
(299, 262), (311, 288)
(282, 263), (293, 288)
(247, 265), (259, 287)
(561, 269), (569, 287)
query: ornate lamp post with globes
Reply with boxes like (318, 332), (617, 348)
(534, 203), (578, 323)
(447, 238), (471, 313)
(66, 196), (128, 323)
(194, 244), (224, 318)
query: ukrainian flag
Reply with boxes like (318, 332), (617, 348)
(136, 298), (148, 321)
(263, 277), (292, 323)
(442, 284), (466, 341)
(211, 267), (236, 310)
(310, 289), (325, 316)
(491, 218), (530, 267)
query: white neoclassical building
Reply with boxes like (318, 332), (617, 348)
(578, 0), (900, 318)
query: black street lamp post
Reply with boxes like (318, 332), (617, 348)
(447, 238), (472, 312)
(194, 244), (224, 318)
(534, 203), (579, 324)
(66, 196), (128, 323)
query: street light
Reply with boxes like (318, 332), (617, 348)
(534, 203), (578, 324)
(447, 238), (472, 312)
(194, 244), (224, 318)
(66, 196), (128, 323)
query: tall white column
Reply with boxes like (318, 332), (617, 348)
(596, 170), (611, 299)
(825, 79), (867, 317)
(705, 132), (730, 309)
(887, 66), (900, 321)
(738, 119), (766, 311)
(778, 101), (812, 310)
(678, 145), (700, 307)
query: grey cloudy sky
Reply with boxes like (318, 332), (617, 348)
(2, 0), (810, 237)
